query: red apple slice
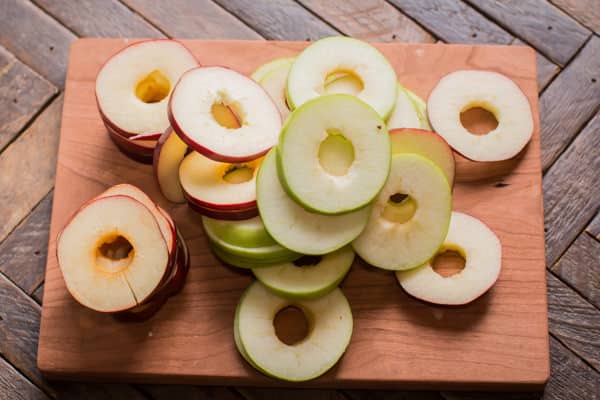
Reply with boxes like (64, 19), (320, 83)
(106, 124), (155, 164)
(389, 128), (455, 186)
(130, 132), (162, 141)
(153, 128), (188, 203)
(168, 66), (281, 162)
(179, 151), (261, 212)
(57, 195), (170, 312)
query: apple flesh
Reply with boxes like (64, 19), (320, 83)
(235, 281), (353, 381)
(386, 85), (420, 129)
(402, 85), (431, 130)
(251, 57), (296, 82)
(258, 58), (294, 120)
(153, 128), (188, 203)
(396, 212), (501, 305)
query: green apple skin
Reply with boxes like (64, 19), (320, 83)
(401, 85), (431, 130)
(251, 57), (295, 82)
(209, 241), (298, 269)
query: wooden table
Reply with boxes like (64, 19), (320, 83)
(0, 1), (598, 399)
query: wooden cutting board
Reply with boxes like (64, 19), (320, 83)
(37, 39), (549, 390)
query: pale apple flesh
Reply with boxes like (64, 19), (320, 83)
(386, 84), (420, 130)
(153, 128), (188, 203)
(396, 212), (501, 305)
(258, 59), (294, 120)
(236, 281), (353, 381)
(251, 57), (296, 82)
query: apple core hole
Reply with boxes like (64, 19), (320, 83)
(135, 70), (170, 103)
(318, 129), (355, 176)
(211, 102), (242, 130)
(222, 164), (254, 184)
(274, 306), (311, 346)
(460, 105), (498, 135)
(432, 250), (466, 277)
(292, 255), (323, 267)
(324, 70), (364, 95)
(382, 193), (417, 224)
(96, 235), (134, 273)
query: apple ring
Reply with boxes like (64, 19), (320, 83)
(427, 70), (533, 162)
(235, 281), (353, 382)
(396, 211), (502, 305)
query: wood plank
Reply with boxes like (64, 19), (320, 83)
(297, 0), (435, 43)
(550, 0), (600, 34)
(0, 191), (53, 294)
(0, 45), (57, 152)
(551, 232), (600, 308)
(238, 388), (346, 400)
(32, 284), (44, 304)
(543, 110), (600, 266)
(142, 385), (241, 400)
(539, 36), (600, 170)
(0, 357), (49, 400)
(547, 272), (600, 372)
(466, 0), (590, 66)
(0, 95), (62, 244)
(33, 0), (163, 38)
(346, 389), (444, 399)
(52, 382), (147, 400)
(386, 0), (512, 44)
(587, 211), (600, 240)
(122, 0), (262, 39)
(212, 0), (339, 40)
(512, 39), (559, 92)
(0, 0), (76, 87)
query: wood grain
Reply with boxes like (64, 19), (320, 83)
(587, 211), (600, 240)
(0, 95), (62, 244)
(539, 36), (600, 171)
(0, 191), (52, 294)
(238, 387), (346, 400)
(550, 0), (600, 34)
(141, 385), (240, 400)
(466, 0), (590, 66)
(0, 357), (49, 400)
(212, 0), (339, 40)
(122, 0), (262, 39)
(512, 39), (559, 92)
(32, 284), (44, 305)
(0, 45), (57, 152)
(298, 0), (435, 43)
(543, 111), (600, 267)
(0, 0), (76, 87)
(37, 39), (548, 389)
(347, 389), (445, 399)
(551, 232), (600, 308)
(386, 0), (512, 44)
(547, 272), (600, 372)
(33, 0), (163, 38)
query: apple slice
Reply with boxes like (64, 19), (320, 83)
(353, 153), (452, 271)
(278, 94), (390, 214)
(286, 36), (397, 119)
(96, 39), (198, 138)
(106, 125), (155, 164)
(57, 195), (170, 312)
(396, 212), (501, 305)
(427, 70), (533, 161)
(259, 59), (294, 120)
(387, 84), (421, 129)
(253, 246), (354, 300)
(169, 66), (281, 162)
(179, 150), (261, 215)
(153, 128), (188, 203)
(251, 57), (296, 82)
(209, 242), (288, 269)
(257, 149), (371, 255)
(323, 73), (364, 96)
(402, 85), (431, 130)
(389, 128), (455, 185)
(236, 281), (353, 382)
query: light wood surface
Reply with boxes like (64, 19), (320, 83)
(36, 38), (548, 389)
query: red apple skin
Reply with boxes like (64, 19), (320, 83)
(106, 123), (155, 164)
(130, 132), (162, 141)
(181, 184), (257, 212)
(185, 194), (258, 220)
(167, 65), (280, 163)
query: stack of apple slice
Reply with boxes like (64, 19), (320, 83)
(57, 184), (190, 321)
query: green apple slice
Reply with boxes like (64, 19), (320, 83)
(386, 84), (421, 129)
(259, 59), (294, 120)
(401, 85), (431, 130)
(286, 37), (397, 119)
(253, 246), (354, 299)
(257, 148), (371, 255)
(277, 94), (390, 215)
(352, 153), (451, 270)
(251, 57), (295, 82)
(323, 73), (363, 96)
(396, 212), (501, 305)
(209, 242), (287, 269)
(236, 281), (353, 382)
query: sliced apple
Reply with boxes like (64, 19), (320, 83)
(389, 128), (455, 186)
(396, 212), (501, 305)
(286, 36), (397, 119)
(353, 153), (452, 271)
(251, 56), (296, 82)
(387, 84), (421, 129)
(253, 246), (354, 299)
(179, 151), (261, 217)
(257, 148), (371, 255)
(236, 281), (353, 381)
(106, 124), (155, 164)
(96, 39), (198, 138)
(323, 73), (364, 96)
(169, 66), (281, 162)
(278, 94), (390, 214)
(57, 195), (170, 312)
(153, 128), (188, 203)
(427, 70), (533, 161)
(402, 85), (431, 130)
(259, 59), (294, 120)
